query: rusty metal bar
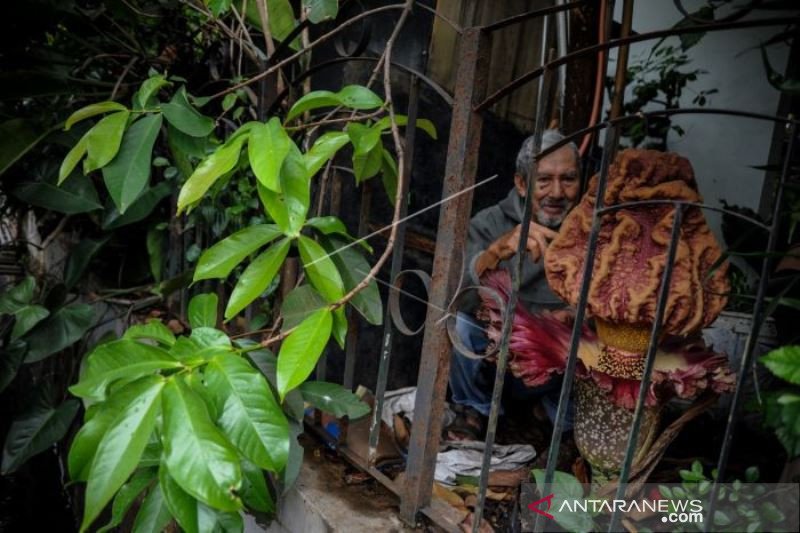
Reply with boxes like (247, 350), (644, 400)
(368, 74), (421, 463)
(706, 122), (798, 528)
(535, 125), (619, 532)
(400, 27), (491, 525)
(608, 204), (684, 532)
(471, 44), (558, 533)
(475, 16), (797, 112)
(343, 180), (374, 391)
(482, 0), (587, 33)
(609, 0), (634, 122)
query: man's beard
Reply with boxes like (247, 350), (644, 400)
(535, 199), (572, 229)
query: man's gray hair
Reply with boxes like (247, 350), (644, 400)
(515, 129), (579, 181)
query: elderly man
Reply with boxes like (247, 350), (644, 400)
(447, 129), (580, 439)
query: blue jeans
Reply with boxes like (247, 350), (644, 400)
(448, 312), (573, 430)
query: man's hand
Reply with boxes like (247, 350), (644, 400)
(475, 222), (558, 275)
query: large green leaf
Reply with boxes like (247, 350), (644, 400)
(353, 143), (383, 183)
(70, 340), (180, 401)
(123, 320), (176, 347)
(225, 238), (291, 320)
(161, 87), (215, 137)
(286, 85), (383, 121)
(11, 305), (49, 341)
(320, 235), (381, 324)
(244, 0), (299, 45)
(14, 178), (102, 214)
(83, 110), (130, 173)
(69, 377), (164, 482)
(304, 131), (349, 178)
(58, 135), (89, 184)
(188, 293), (218, 329)
(346, 122), (381, 156)
(23, 303), (94, 363)
(178, 135), (247, 213)
(97, 468), (156, 533)
(102, 113), (163, 213)
(303, 0), (338, 23)
(1, 397), (79, 474)
(131, 482), (173, 533)
(762, 346), (800, 385)
(205, 353), (290, 471)
(240, 459), (274, 513)
(248, 117), (291, 192)
(285, 91), (339, 122)
(135, 75), (172, 109)
(64, 236), (110, 289)
(299, 381), (370, 419)
(0, 276), (35, 313)
(160, 466), (200, 533)
(281, 285), (325, 331)
(102, 181), (171, 230)
(194, 224), (282, 282)
(276, 308), (332, 400)
(257, 143), (309, 235)
(65, 101), (128, 131)
(161, 378), (242, 511)
(297, 235), (344, 303)
(80, 378), (164, 532)
(0, 119), (49, 176)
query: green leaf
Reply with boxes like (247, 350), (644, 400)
(381, 148), (398, 204)
(23, 303), (93, 363)
(285, 90), (339, 122)
(0, 276), (35, 313)
(161, 87), (216, 137)
(58, 135), (89, 184)
(80, 378), (164, 532)
(131, 482), (173, 533)
(194, 224), (282, 282)
(135, 75), (172, 109)
(160, 466), (200, 533)
(70, 340), (180, 401)
(332, 307), (347, 349)
(532, 469), (593, 533)
(299, 381), (370, 419)
(11, 305), (49, 341)
(147, 227), (165, 281)
(97, 468), (156, 533)
(762, 346), (800, 385)
(161, 378), (243, 511)
(304, 131), (349, 178)
(298, 235), (344, 303)
(14, 178), (102, 214)
(241, 459), (274, 513)
(1, 398), (79, 474)
(257, 143), (309, 235)
(205, 353), (290, 471)
(206, 0), (233, 16)
(83, 110), (130, 173)
(303, 0), (338, 23)
(307, 216), (371, 252)
(102, 113), (163, 213)
(124, 320), (176, 347)
(0, 119), (49, 176)
(281, 285), (326, 331)
(286, 85), (383, 122)
(222, 93), (237, 112)
(353, 143), (383, 183)
(374, 115), (438, 140)
(188, 293), (218, 329)
(346, 122), (381, 156)
(0, 340), (26, 393)
(102, 181), (171, 230)
(65, 101), (128, 131)
(225, 238), (291, 320)
(178, 134), (247, 213)
(248, 118), (291, 192)
(64, 236), (110, 289)
(190, 327), (232, 350)
(276, 308), (332, 400)
(69, 377), (164, 481)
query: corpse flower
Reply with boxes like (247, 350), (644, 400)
(478, 149), (734, 479)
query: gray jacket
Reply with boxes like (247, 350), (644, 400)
(464, 188), (565, 312)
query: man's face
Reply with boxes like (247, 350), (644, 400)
(514, 145), (579, 229)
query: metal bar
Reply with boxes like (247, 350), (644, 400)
(482, 0), (588, 33)
(535, 125), (619, 533)
(401, 27), (491, 525)
(608, 204), (684, 532)
(476, 16), (798, 112)
(609, 0), (634, 122)
(368, 74), (421, 463)
(472, 46), (558, 533)
(598, 199), (770, 230)
(555, 0), (569, 125)
(706, 122), (798, 528)
(343, 180), (374, 391)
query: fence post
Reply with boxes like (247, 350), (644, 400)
(400, 26), (491, 524)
